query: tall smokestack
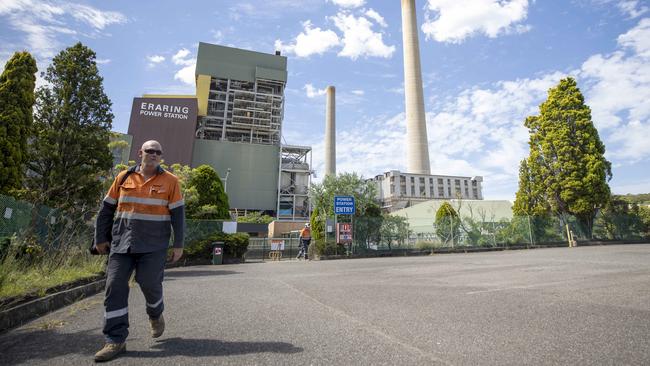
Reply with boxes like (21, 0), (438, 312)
(401, 0), (431, 175)
(325, 86), (336, 177)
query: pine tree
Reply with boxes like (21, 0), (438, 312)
(0, 52), (37, 196)
(514, 77), (612, 237)
(435, 202), (460, 245)
(24, 43), (113, 210)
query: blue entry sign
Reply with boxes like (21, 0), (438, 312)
(334, 196), (355, 215)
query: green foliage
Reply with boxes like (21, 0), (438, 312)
(23, 43), (113, 210)
(309, 172), (377, 217)
(184, 231), (250, 260)
(380, 214), (410, 249)
(309, 205), (324, 241)
(593, 199), (645, 240)
(435, 202), (460, 245)
(354, 205), (383, 248)
(514, 77), (612, 238)
(237, 211), (274, 224)
(186, 165), (230, 219)
(0, 51), (37, 196)
(614, 193), (650, 205)
(312, 239), (338, 256)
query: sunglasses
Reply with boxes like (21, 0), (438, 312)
(144, 149), (163, 156)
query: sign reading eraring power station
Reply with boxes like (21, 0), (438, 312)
(127, 97), (198, 166)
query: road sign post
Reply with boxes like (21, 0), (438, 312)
(334, 196), (355, 255)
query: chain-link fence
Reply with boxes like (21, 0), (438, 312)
(0, 194), (92, 253)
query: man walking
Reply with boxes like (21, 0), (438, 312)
(93, 140), (185, 362)
(297, 223), (311, 260)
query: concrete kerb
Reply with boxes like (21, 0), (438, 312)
(0, 278), (106, 334)
(317, 240), (649, 260)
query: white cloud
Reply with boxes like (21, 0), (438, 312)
(331, 12), (395, 59)
(617, 17), (650, 57)
(174, 64), (196, 85)
(364, 8), (387, 27)
(579, 18), (650, 161)
(65, 3), (126, 30)
(422, 0), (530, 43)
(616, 0), (649, 18)
(172, 48), (193, 65)
(0, 0), (126, 58)
(275, 21), (340, 58)
(96, 58), (111, 64)
(328, 0), (365, 8)
(147, 55), (165, 64)
(304, 84), (327, 98)
(351, 89), (365, 95)
(171, 48), (196, 85)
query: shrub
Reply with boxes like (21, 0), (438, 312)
(313, 239), (338, 256)
(184, 231), (250, 260)
(415, 241), (437, 250)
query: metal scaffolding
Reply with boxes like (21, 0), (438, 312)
(276, 145), (312, 221)
(196, 77), (284, 145)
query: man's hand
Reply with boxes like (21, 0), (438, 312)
(169, 248), (183, 263)
(95, 242), (110, 254)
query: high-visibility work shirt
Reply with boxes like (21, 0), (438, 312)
(95, 165), (185, 253)
(300, 227), (311, 240)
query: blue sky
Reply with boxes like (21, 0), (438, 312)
(1, 0), (649, 200)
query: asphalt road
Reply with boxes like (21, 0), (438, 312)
(1, 245), (649, 365)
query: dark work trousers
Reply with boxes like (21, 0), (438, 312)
(103, 249), (167, 344)
(297, 239), (311, 259)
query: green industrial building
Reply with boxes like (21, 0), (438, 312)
(125, 42), (311, 220)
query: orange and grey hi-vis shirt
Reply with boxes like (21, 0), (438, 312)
(95, 165), (185, 253)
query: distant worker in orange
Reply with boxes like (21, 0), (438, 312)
(92, 140), (185, 362)
(297, 223), (311, 260)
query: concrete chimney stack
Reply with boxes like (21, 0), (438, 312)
(401, 0), (431, 175)
(324, 86), (336, 177)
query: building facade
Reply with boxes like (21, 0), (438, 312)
(371, 170), (483, 211)
(125, 42), (311, 219)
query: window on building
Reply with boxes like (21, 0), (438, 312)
(473, 188), (478, 198)
(438, 178), (443, 184)
(390, 184), (395, 194)
(438, 187), (445, 197)
(401, 186), (406, 196)
(447, 186), (451, 196)
(430, 185), (434, 197)
(420, 185), (426, 197)
(411, 186), (415, 196)
(400, 176), (406, 184)
(410, 176), (415, 184)
(465, 187), (469, 197)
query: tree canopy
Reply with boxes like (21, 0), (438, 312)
(513, 77), (612, 237)
(309, 172), (377, 217)
(185, 165), (230, 219)
(435, 202), (460, 245)
(23, 43), (113, 210)
(0, 51), (37, 196)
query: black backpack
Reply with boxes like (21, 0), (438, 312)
(89, 170), (134, 255)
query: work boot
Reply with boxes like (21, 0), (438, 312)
(94, 342), (126, 362)
(150, 314), (165, 338)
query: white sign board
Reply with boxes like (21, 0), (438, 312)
(270, 239), (285, 251)
(222, 221), (237, 234)
(4, 208), (12, 219)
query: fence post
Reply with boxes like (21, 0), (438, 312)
(527, 215), (534, 248)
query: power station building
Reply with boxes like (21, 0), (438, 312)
(371, 171), (483, 211)
(126, 42), (311, 220)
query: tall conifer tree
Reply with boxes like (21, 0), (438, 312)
(25, 43), (113, 209)
(0, 52), (37, 196)
(514, 77), (612, 237)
